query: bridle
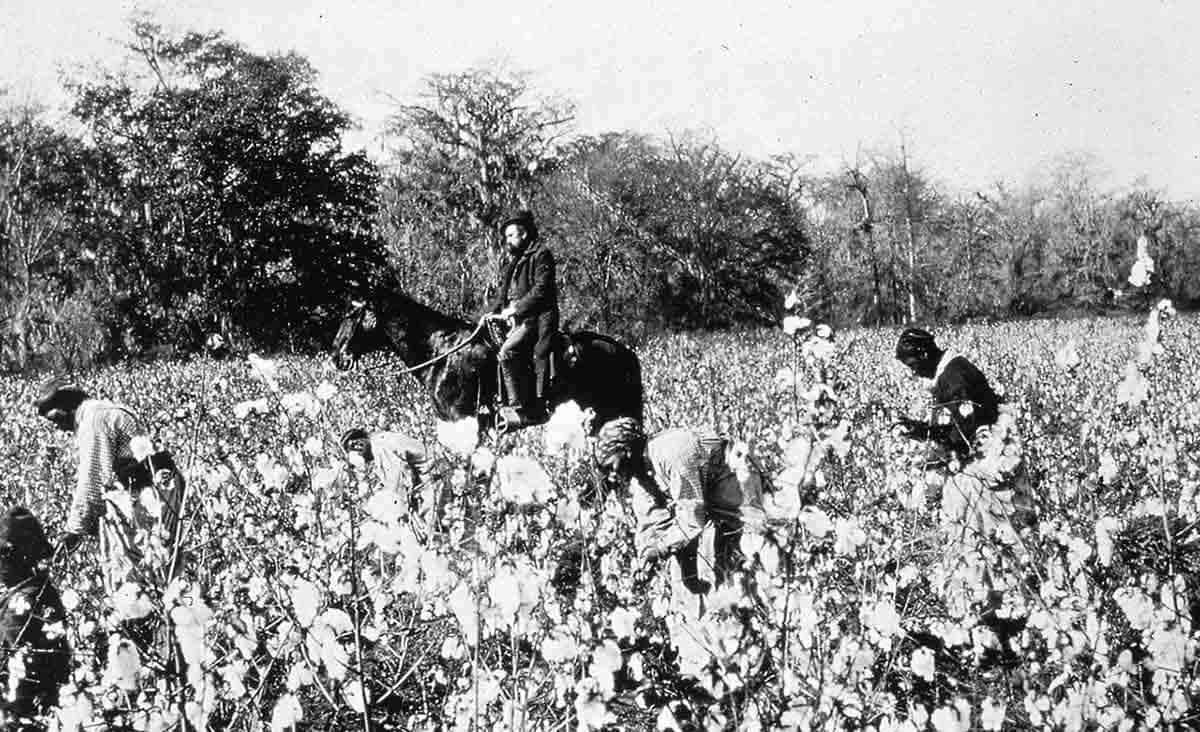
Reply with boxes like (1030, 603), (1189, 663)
(337, 304), (491, 377)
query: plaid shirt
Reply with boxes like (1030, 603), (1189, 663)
(644, 429), (731, 504)
(67, 400), (143, 536)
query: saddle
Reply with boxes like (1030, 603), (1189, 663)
(483, 320), (572, 431)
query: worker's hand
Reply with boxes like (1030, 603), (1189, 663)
(633, 547), (662, 589)
(892, 417), (927, 439)
(499, 304), (517, 319)
(56, 532), (85, 557)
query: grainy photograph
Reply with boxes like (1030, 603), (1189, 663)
(1, 1), (1198, 730)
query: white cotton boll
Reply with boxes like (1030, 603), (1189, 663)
(112, 583), (154, 621)
(130, 435), (155, 462)
(102, 636), (142, 691)
(280, 392), (320, 419)
(1054, 340), (1080, 371)
(436, 418), (479, 456)
(105, 489), (135, 521)
(496, 455), (555, 506)
(171, 600), (214, 678)
(542, 630), (580, 663)
(1129, 254), (1154, 288)
(471, 447), (497, 478)
(314, 381), (337, 401)
(247, 354), (280, 391)
(864, 600), (903, 638)
(782, 315), (812, 336)
(233, 398), (270, 420)
(608, 607), (639, 640)
(270, 693), (304, 732)
(833, 517), (866, 554)
(139, 486), (163, 522)
(544, 401), (590, 458)
(980, 697), (1006, 731)
(290, 578), (321, 629)
(910, 647), (935, 682)
(364, 490), (405, 525)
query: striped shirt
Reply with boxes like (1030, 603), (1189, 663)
(67, 400), (143, 536)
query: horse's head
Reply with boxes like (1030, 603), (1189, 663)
(331, 300), (380, 370)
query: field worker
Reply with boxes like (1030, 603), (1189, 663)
(593, 418), (765, 595)
(893, 328), (1000, 461)
(33, 377), (184, 588)
(0, 507), (71, 729)
(893, 328), (1033, 544)
(489, 210), (560, 430)
(339, 428), (446, 524)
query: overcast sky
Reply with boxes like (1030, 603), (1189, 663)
(3, 0), (1198, 197)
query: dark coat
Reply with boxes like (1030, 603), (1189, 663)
(495, 240), (560, 357)
(925, 354), (1001, 456)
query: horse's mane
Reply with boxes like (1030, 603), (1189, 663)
(370, 289), (472, 335)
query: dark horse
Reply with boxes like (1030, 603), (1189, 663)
(331, 291), (643, 432)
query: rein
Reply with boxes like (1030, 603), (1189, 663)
(357, 317), (491, 376)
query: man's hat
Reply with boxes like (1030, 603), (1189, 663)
(0, 507), (53, 563)
(499, 210), (538, 241)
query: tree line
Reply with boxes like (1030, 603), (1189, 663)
(2, 20), (1196, 371)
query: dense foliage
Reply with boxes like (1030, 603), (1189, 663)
(1, 20), (384, 369)
(5, 21), (1200, 368)
(2, 299), (1198, 730)
(70, 19), (384, 351)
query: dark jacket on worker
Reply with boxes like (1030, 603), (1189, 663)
(925, 353), (1001, 457)
(494, 238), (560, 360)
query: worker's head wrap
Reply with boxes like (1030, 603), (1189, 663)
(895, 328), (938, 362)
(593, 417), (646, 476)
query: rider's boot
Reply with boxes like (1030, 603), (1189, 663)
(531, 358), (551, 421)
(499, 361), (544, 431)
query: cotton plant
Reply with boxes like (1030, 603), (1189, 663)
(773, 291), (850, 510)
(1128, 234), (1155, 288)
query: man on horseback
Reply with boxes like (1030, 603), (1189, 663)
(490, 210), (559, 429)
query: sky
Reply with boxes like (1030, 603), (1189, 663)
(3, 0), (1198, 198)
